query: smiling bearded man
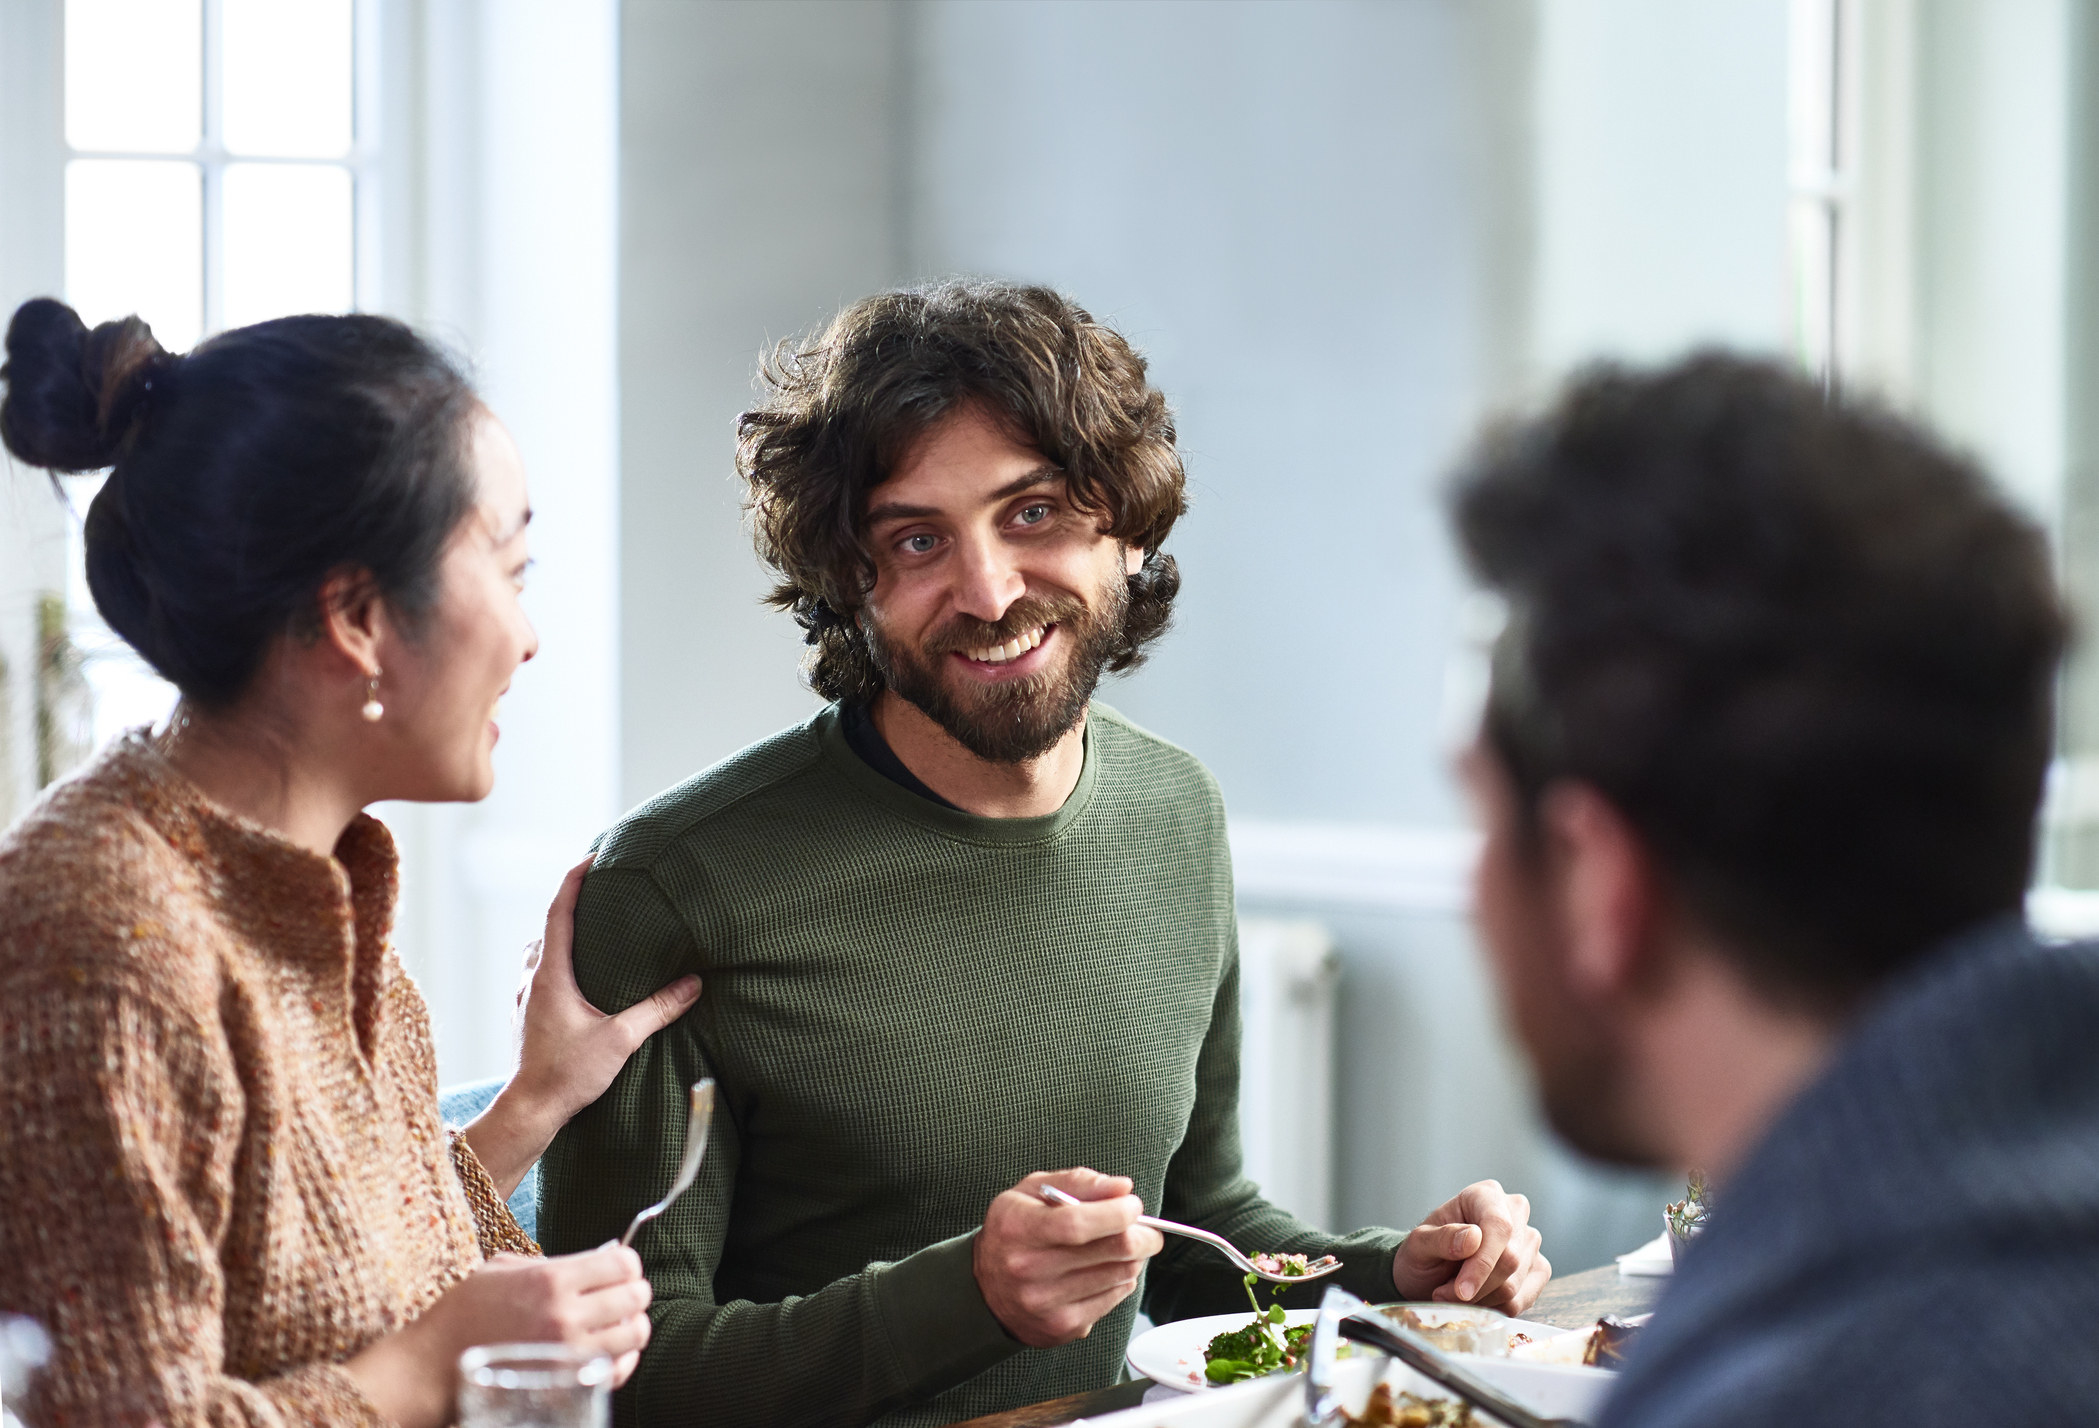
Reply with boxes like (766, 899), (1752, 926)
(537, 280), (1551, 1428)
(866, 577), (1124, 766)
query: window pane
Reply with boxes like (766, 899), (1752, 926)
(221, 164), (354, 329)
(65, 0), (202, 154)
(66, 159), (203, 355)
(222, 0), (353, 158)
(65, 478), (179, 755)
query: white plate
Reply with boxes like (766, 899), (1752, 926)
(1095, 1353), (1616, 1428)
(1125, 1309), (1577, 1393)
(1126, 1309), (1323, 1393)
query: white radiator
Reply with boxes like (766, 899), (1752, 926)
(1235, 917), (1339, 1231)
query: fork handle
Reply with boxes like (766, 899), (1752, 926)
(1135, 1213), (1248, 1264)
(620, 1204), (660, 1249)
(1037, 1185), (1254, 1271)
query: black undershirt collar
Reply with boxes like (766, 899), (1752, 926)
(839, 700), (964, 811)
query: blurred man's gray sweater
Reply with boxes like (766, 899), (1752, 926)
(1604, 917), (2099, 1426)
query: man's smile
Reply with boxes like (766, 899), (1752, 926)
(963, 623), (1048, 664)
(953, 623), (1057, 678)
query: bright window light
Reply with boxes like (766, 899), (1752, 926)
(222, 0), (354, 159)
(1787, 0), (1847, 385)
(64, 475), (179, 746)
(65, 159), (204, 354)
(64, 0), (202, 154)
(222, 164), (354, 328)
(54, 0), (369, 774)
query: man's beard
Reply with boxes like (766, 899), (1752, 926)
(865, 578), (1129, 765)
(1522, 990), (1666, 1169)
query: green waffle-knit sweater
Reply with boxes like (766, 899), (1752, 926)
(539, 703), (1406, 1428)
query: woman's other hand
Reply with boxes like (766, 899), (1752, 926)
(463, 855), (702, 1196)
(345, 1244), (652, 1428)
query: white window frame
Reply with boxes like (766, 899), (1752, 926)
(1787, 0), (1861, 390)
(53, 0), (385, 763)
(62, 0), (380, 338)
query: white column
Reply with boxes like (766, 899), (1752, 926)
(375, 0), (622, 1084)
(1907, 0), (2072, 521)
(0, 0), (70, 827)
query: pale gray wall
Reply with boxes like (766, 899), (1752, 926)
(619, 0), (907, 806)
(902, 0), (1497, 828)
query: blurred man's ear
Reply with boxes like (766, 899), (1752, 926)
(1536, 782), (1662, 1000)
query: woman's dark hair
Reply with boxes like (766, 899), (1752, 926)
(1453, 351), (2068, 1003)
(737, 279), (1187, 703)
(1, 298), (480, 708)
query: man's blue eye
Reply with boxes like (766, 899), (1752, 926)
(905, 535), (938, 554)
(1018, 505), (1050, 525)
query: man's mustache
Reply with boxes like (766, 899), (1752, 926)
(921, 594), (1090, 657)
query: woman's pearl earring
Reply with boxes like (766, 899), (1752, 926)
(360, 670), (384, 723)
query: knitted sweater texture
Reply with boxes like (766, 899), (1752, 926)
(0, 733), (532, 1428)
(539, 703), (1405, 1428)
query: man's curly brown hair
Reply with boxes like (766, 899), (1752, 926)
(737, 279), (1188, 704)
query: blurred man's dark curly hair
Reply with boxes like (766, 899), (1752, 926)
(1453, 352), (2067, 1005)
(736, 279), (1186, 704)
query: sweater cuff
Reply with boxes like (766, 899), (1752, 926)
(1336, 1230), (1409, 1304)
(271, 1362), (397, 1427)
(871, 1229), (1022, 1391)
(450, 1129), (541, 1258)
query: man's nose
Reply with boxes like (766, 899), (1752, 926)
(952, 534), (1025, 623)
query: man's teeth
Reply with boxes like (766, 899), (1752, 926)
(966, 626), (1046, 664)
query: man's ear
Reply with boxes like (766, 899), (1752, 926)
(1536, 781), (1660, 998)
(1123, 545), (1145, 577)
(318, 568), (386, 678)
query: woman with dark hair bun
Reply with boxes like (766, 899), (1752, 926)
(0, 298), (700, 1428)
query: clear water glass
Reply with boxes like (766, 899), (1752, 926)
(457, 1343), (612, 1428)
(1, 1314), (52, 1428)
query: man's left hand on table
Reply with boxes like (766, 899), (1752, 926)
(1391, 1179), (1551, 1314)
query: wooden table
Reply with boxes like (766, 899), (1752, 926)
(1522, 1261), (1662, 1331)
(949, 1264), (1663, 1428)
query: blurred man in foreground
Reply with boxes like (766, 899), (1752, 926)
(1452, 353), (2099, 1424)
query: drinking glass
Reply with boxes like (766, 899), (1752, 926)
(457, 1343), (612, 1428)
(1, 1315), (52, 1428)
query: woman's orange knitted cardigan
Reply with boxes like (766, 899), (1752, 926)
(0, 733), (535, 1426)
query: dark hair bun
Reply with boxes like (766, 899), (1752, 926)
(1, 297), (172, 474)
(3, 301), (477, 708)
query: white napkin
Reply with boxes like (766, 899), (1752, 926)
(1615, 1231), (1673, 1278)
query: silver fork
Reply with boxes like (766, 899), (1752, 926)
(1036, 1183), (1342, 1284)
(620, 1080), (716, 1249)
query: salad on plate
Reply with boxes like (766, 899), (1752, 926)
(1200, 1254), (1324, 1385)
